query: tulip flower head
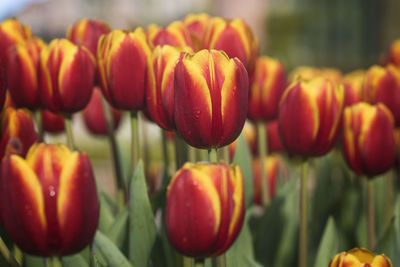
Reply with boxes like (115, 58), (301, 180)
(166, 162), (244, 258)
(343, 70), (365, 107)
(384, 39), (400, 67)
(183, 13), (211, 51)
(0, 143), (99, 256)
(40, 39), (95, 113)
(147, 21), (193, 50)
(278, 77), (344, 157)
(97, 29), (151, 111)
(342, 102), (395, 177)
(329, 248), (392, 267)
(42, 110), (65, 134)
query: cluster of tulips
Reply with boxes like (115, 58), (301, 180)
(0, 11), (399, 267)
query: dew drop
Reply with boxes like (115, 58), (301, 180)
(49, 186), (56, 197)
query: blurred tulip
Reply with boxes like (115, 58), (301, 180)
(248, 56), (286, 121)
(7, 37), (45, 110)
(342, 102), (395, 177)
(0, 107), (38, 159)
(267, 120), (284, 153)
(343, 70), (364, 106)
(329, 248), (392, 267)
(39, 39), (95, 113)
(147, 21), (193, 50)
(146, 45), (189, 130)
(183, 13), (211, 51)
(166, 162), (244, 258)
(0, 75), (4, 110)
(97, 29), (151, 111)
(82, 88), (122, 136)
(42, 110), (65, 134)
(228, 121), (256, 159)
(203, 17), (258, 74)
(363, 64), (400, 126)
(67, 18), (111, 56)
(0, 143), (99, 256)
(278, 77), (344, 157)
(174, 49), (249, 149)
(383, 39), (400, 67)
(289, 66), (342, 83)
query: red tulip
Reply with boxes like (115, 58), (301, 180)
(329, 248), (392, 267)
(343, 70), (364, 107)
(147, 21), (193, 50)
(183, 13), (211, 51)
(42, 110), (65, 134)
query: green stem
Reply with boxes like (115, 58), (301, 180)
(213, 254), (226, 267)
(13, 246), (22, 265)
(188, 145), (196, 162)
(64, 114), (75, 150)
(46, 257), (61, 267)
(194, 259), (205, 267)
(367, 179), (375, 250)
(183, 256), (194, 267)
(299, 159), (309, 267)
(384, 171), (394, 228)
(208, 148), (218, 163)
(162, 131), (177, 188)
(222, 146), (230, 163)
(130, 111), (140, 177)
(102, 97), (125, 204)
(0, 238), (20, 267)
(257, 121), (269, 206)
(34, 110), (44, 141)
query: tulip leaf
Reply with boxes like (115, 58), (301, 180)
(313, 217), (338, 267)
(98, 193), (116, 233)
(233, 133), (254, 207)
(107, 209), (129, 249)
(62, 254), (89, 267)
(129, 160), (157, 267)
(95, 231), (133, 267)
(25, 255), (46, 267)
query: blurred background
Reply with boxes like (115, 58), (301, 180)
(1, 0), (400, 72)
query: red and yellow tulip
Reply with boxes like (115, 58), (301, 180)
(147, 21), (193, 50)
(343, 70), (364, 107)
(42, 110), (65, 134)
(183, 13), (211, 51)
(329, 248), (392, 267)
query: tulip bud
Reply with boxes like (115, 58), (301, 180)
(166, 162), (244, 258)
(342, 102), (395, 177)
(42, 110), (65, 134)
(267, 120), (284, 153)
(97, 29), (151, 111)
(67, 18), (111, 56)
(183, 13), (211, 51)
(82, 88), (122, 136)
(146, 45), (189, 130)
(343, 70), (364, 107)
(362, 64), (400, 126)
(278, 77), (344, 157)
(0, 107), (38, 159)
(7, 37), (45, 110)
(174, 49), (249, 149)
(40, 39), (95, 113)
(289, 66), (342, 84)
(248, 56), (286, 121)
(0, 76), (4, 110)
(329, 248), (392, 267)
(203, 17), (258, 74)
(384, 39), (400, 67)
(0, 143), (99, 256)
(228, 121), (256, 159)
(147, 21), (193, 50)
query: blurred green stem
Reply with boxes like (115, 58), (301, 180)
(367, 179), (375, 250)
(208, 148), (218, 163)
(183, 256), (193, 267)
(257, 121), (269, 206)
(64, 114), (75, 150)
(194, 259), (205, 267)
(384, 171), (394, 228)
(188, 145), (196, 162)
(0, 238), (20, 267)
(162, 131), (177, 189)
(130, 112), (140, 177)
(299, 159), (308, 267)
(46, 257), (61, 267)
(34, 110), (43, 141)
(212, 254), (226, 267)
(13, 246), (22, 265)
(222, 146), (230, 163)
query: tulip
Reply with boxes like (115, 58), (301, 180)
(362, 64), (400, 126)
(166, 162), (244, 258)
(289, 66), (342, 83)
(0, 76), (4, 110)
(97, 28), (151, 111)
(278, 77), (344, 157)
(228, 121), (256, 159)
(174, 49), (249, 149)
(82, 87), (122, 136)
(42, 110), (65, 134)
(329, 248), (392, 267)
(342, 102), (395, 177)
(183, 13), (211, 51)
(39, 39), (95, 113)
(0, 107), (38, 159)
(7, 37), (45, 110)
(0, 143), (99, 256)
(383, 39), (400, 67)
(147, 21), (193, 50)
(67, 18), (111, 56)
(146, 45), (189, 130)
(343, 70), (364, 106)
(203, 17), (258, 74)
(248, 56), (286, 121)
(266, 120), (284, 153)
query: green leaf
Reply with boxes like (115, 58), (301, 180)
(95, 231), (133, 267)
(98, 193), (116, 233)
(313, 217), (338, 267)
(107, 209), (129, 249)
(62, 254), (89, 267)
(233, 133), (254, 207)
(129, 160), (157, 267)
(25, 255), (45, 267)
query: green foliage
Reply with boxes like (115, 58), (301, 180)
(95, 231), (133, 267)
(313, 217), (338, 267)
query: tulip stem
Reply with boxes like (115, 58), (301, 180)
(208, 148), (218, 163)
(130, 111), (140, 178)
(188, 145), (196, 162)
(161, 131), (177, 189)
(0, 238), (20, 267)
(194, 258), (205, 267)
(212, 254), (226, 267)
(222, 146), (230, 163)
(257, 121), (269, 206)
(46, 257), (61, 267)
(183, 256), (194, 267)
(34, 110), (44, 141)
(64, 114), (75, 150)
(102, 97), (125, 204)
(299, 159), (309, 267)
(367, 179), (376, 250)
(384, 171), (394, 228)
